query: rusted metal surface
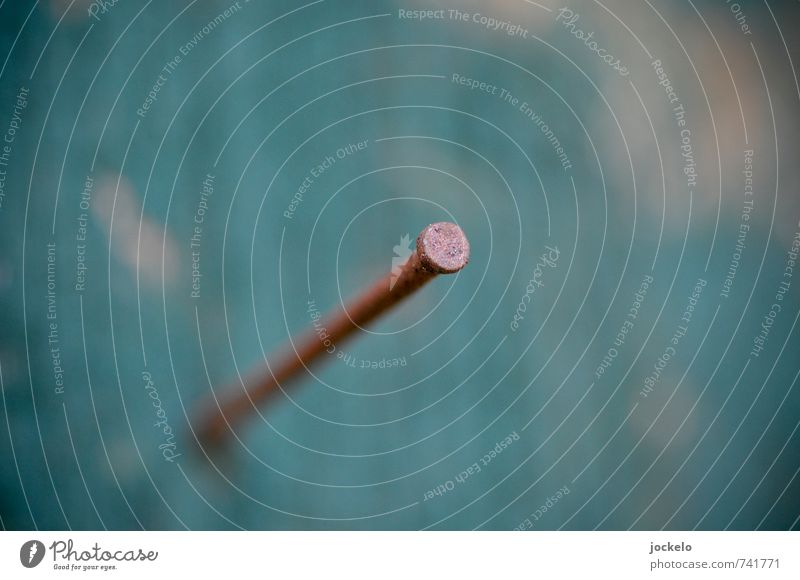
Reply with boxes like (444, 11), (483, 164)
(193, 222), (470, 448)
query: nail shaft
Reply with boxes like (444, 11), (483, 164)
(194, 222), (469, 447)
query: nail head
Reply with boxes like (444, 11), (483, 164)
(416, 222), (470, 274)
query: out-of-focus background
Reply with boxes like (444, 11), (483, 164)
(0, 0), (798, 530)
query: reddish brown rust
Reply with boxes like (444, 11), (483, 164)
(193, 222), (470, 448)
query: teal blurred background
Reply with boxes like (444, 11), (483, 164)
(0, 0), (798, 529)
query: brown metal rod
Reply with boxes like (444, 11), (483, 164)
(193, 221), (470, 448)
